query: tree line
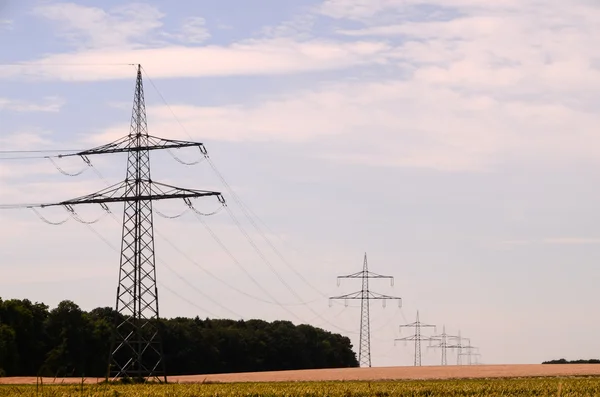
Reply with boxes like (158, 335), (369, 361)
(0, 298), (358, 377)
(542, 359), (600, 364)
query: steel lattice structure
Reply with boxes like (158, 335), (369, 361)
(458, 340), (480, 365)
(447, 331), (468, 366)
(395, 311), (436, 366)
(427, 325), (459, 366)
(40, 65), (224, 382)
(330, 253), (401, 367)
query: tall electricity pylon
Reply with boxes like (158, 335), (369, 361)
(329, 253), (401, 368)
(394, 311), (436, 366)
(428, 325), (459, 366)
(39, 65), (224, 382)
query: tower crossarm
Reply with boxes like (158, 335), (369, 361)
(458, 345), (478, 354)
(400, 321), (435, 329)
(59, 135), (208, 157)
(366, 291), (401, 300)
(337, 271), (394, 280)
(395, 335), (430, 342)
(329, 291), (401, 301)
(39, 181), (224, 207)
(329, 290), (401, 309)
(329, 291), (363, 301)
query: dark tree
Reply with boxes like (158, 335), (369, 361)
(0, 297), (359, 377)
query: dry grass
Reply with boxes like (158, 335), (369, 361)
(2, 364), (600, 385)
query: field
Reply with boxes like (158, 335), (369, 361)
(1, 378), (600, 396)
(2, 365), (600, 396)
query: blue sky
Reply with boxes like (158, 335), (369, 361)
(1, 0), (600, 367)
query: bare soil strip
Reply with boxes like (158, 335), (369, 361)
(2, 364), (600, 385)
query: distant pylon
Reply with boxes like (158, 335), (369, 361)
(329, 253), (401, 367)
(447, 331), (468, 365)
(458, 340), (480, 365)
(428, 325), (459, 366)
(394, 310), (436, 366)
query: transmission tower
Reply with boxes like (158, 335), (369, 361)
(458, 341), (480, 365)
(394, 311), (435, 366)
(446, 331), (469, 365)
(329, 252), (401, 367)
(428, 325), (459, 366)
(36, 65), (224, 382)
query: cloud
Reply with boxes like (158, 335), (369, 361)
(0, 39), (391, 81)
(0, 129), (54, 150)
(161, 16), (211, 44)
(318, 0), (532, 20)
(260, 14), (316, 40)
(0, 96), (64, 112)
(178, 17), (210, 44)
(32, 2), (165, 49)
(6, 0), (600, 173)
(0, 19), (12, 30)
(81, 74), (599, 172)
(0, 2), (392, 81)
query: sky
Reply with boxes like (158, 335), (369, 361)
(1, 0), (600, 368)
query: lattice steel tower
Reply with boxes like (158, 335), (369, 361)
(330, 253), (401, 367)
(458, 340), (480, 365)
(38, 65), (224, 382)
(395, 311), (435, 366)
(428, 325), (458, 366)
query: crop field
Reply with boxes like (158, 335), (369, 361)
(2, 366), (600, 396)
(1, 378), (600, 396)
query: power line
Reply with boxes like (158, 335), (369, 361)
(0, 63), (136, 66)
(190, 210), (319, 307)
(63, 153), (322, 310)
(0, 149), (81, 154)
(0, 155), (57, 160)
(140, 66), (328, 299)
(48, 205), (221, 319)
(220, 202), (358, 334)
(140, 68), (360, 334)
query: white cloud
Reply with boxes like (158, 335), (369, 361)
(0, 39), (391, 81)
(319, 0), (533, 20)
(80, 75), (599, 172)
(0, 2), (393, 81)
(179, 17), (210, 44)
(0, 129), (54, 150)
(261, 14), (316, 40)
(0, 96), (64, 112)
(161, 16), (211, 44)
(33, 2), (165, 50)
(6, 0), (600, 173)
